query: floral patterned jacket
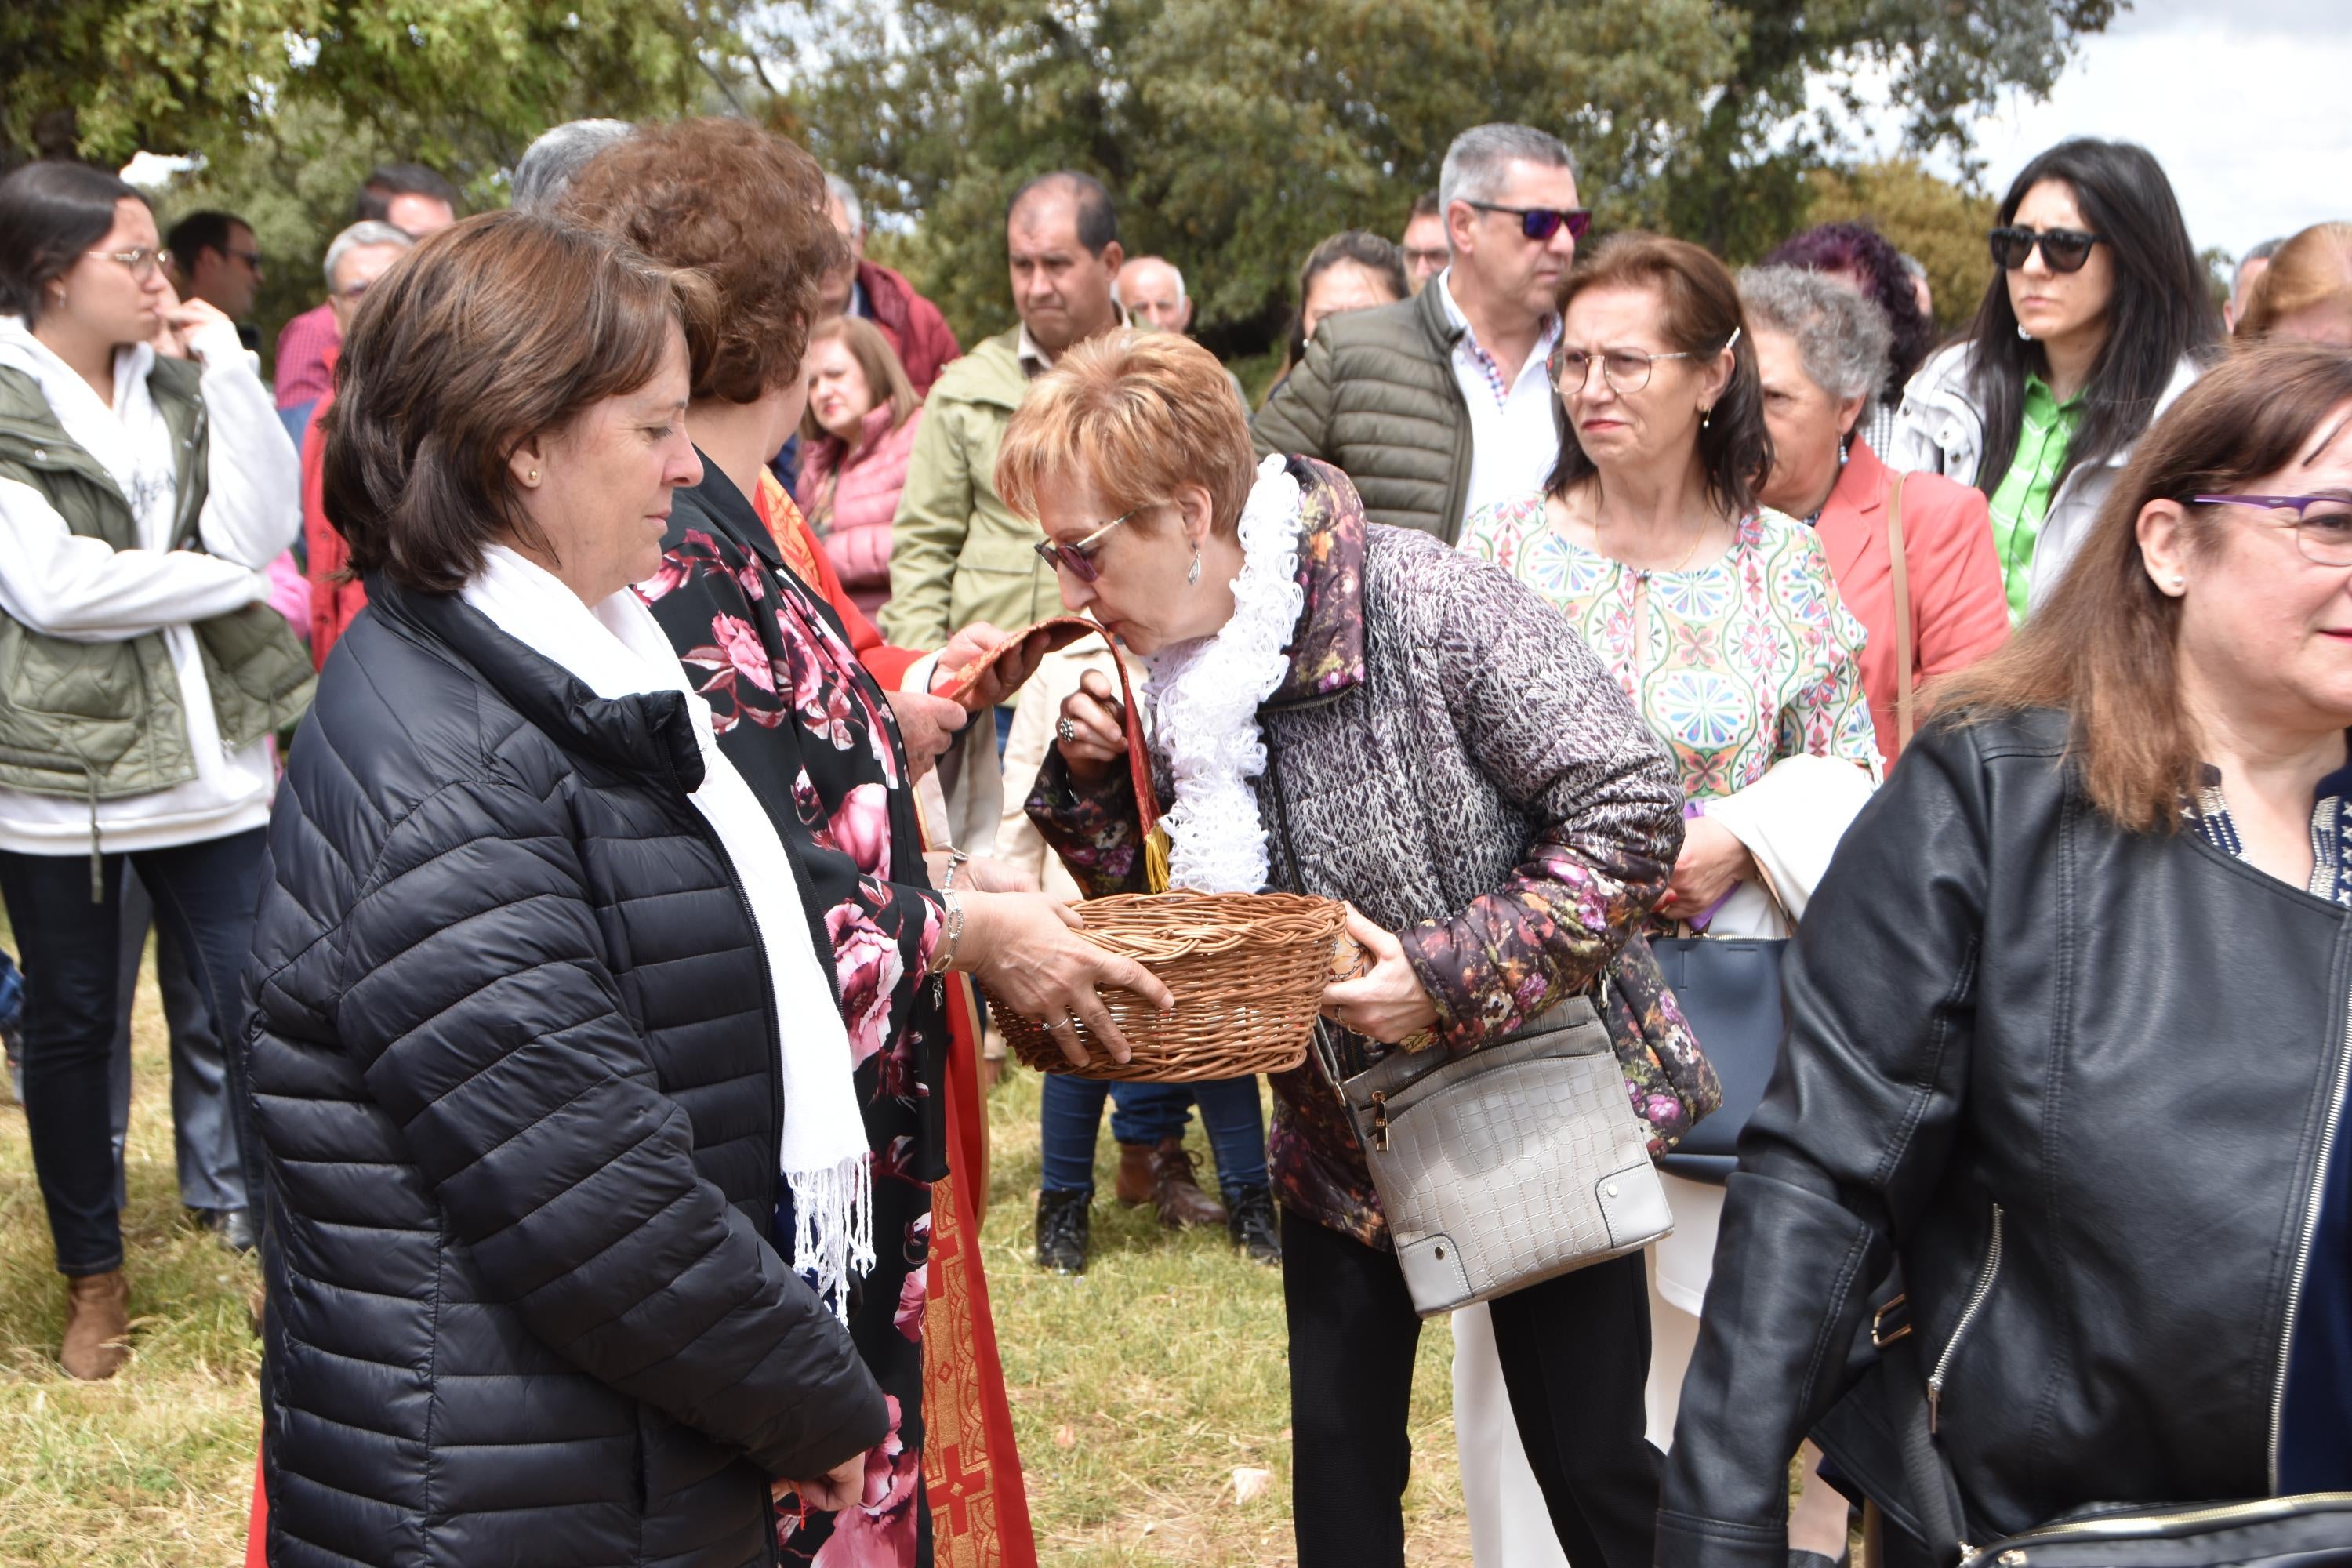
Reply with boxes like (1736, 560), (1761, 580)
(1028, 456), (1684, 1247)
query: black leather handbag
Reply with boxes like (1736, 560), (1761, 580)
(1650, 931), (1787, 1183)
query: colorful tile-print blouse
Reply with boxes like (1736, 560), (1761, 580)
(1461, 494), (1881, 801)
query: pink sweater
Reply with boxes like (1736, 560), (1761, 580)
(794, 405), (922, 619)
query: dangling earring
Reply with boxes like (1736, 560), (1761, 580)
(2016, 323), (2034, 342)
(1700, 407), (1713, 431)
(1185, 540), (1201, 587)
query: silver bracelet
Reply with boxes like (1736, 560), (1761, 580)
(940, 849), (971, 895)
(928, 888), (967, 977)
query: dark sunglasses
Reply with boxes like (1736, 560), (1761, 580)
(1032, 506), (1142, 583)
(1465, 201), (1593, 243)
(1987, 225), (2103, 274)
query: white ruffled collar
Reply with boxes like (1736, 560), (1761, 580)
(1144, 456), (1308, 892)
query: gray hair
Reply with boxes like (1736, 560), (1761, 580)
(511, 118), (634, 214)
(322, 220), (415, 292)
(1897, 252), (1928, 281)
(1737, 265), (1891, 404)
(824, 173), (863, 238)
(1437, 124), (1577, 219)
(2234, 236), (2286, 292)
(1116, 256), (1185, 305)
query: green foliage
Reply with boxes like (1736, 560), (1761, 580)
(772, 0), (2116, 358)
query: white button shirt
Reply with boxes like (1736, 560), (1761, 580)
(1436, 269), (1563, 530)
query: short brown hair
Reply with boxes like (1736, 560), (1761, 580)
(797, 315), (919, 445)
(1544, 232), (1771, 518)
(996, 331), (1256, 538)
(2235, 222), (2352, 340)
(1933, 341), (2352, 833)
(321, 212), (710, 593)
(558, 117), (845, 405)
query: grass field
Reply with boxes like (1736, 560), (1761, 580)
(0, 956), (1469, 1567)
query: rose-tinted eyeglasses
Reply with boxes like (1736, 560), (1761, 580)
(1987, 225), (2103, 274)
(1033, 506), (1143, 583)
(1465, 201), (1592, 243)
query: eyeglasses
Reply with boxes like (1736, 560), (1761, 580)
(2190, 494), (2352, 567)
(1033, 506), (1144, 583)
(1987, 226), (2104, 274)
(1464, 201), (1592, 244)
(227, 248), (263, 271)
(1557, 328), (1742, 397)
(85, 247), (162, 281)
(335, 277), (376, 302)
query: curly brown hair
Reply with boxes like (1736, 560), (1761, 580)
(558, 117), (846, 405)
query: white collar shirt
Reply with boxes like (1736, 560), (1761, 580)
(1436, 268), (1562, 528)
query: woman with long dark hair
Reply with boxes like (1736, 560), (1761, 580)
(1889, 137), (2219, 621)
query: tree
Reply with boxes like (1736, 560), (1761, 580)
(771, 0), (2118, 358)
(1802, 160), (1998, 331)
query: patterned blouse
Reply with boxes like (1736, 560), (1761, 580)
(1461, 494), (1881, 801)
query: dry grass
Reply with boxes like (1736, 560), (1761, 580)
(0, 953), (1471, 1566)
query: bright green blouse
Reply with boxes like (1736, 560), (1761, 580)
(1986, 373), (2085, 624)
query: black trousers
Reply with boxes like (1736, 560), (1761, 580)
(1283, 1207), (1662, 1568)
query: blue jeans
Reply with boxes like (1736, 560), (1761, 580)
(1038, 1075), (1269, 1194)
(0, 829), (266, 1275)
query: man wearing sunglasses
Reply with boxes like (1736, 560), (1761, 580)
(165, 210), (263, 352)
(1255, 122), (1582, 543)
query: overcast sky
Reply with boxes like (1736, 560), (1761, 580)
(1925, 0), (2350, 262)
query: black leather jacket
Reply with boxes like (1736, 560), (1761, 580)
(1658, 709), (2352, 1566)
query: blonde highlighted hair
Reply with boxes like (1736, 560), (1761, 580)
(995, 330), (1257, 536)
(798, 314), (919, 443)
(2235, 222), (2352, 341)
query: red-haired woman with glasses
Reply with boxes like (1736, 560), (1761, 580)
(1888, 137), (2219, 622)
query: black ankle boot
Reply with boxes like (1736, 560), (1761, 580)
(1225, 1184), (1280, 1265)
(1035, 1188), (1091, 1275)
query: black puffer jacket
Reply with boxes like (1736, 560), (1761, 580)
(1658, 709), (2352, 1566)
(245, 577), (887, 1568)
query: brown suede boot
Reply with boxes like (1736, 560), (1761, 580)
(1114, 1141), (1156, 1207)
(1149, 1137), (1229, 1229)
(61, 1269), (130, 1381)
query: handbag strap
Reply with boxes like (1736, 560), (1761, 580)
(1887, 471), (1915, 753)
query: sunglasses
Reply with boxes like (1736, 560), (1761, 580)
(1033, 506), (1143, 583)
(1987, 225), (2104, 274)
(1465, 201), (1593, 243)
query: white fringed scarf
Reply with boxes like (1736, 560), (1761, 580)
(462, 545), (873, 1317)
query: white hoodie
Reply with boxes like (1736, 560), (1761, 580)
(0, 314), (300, 854)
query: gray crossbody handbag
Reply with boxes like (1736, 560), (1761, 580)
(1310, 998), (1675, 1316)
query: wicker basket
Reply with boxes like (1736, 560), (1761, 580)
(975, 615), (1352, 1081)
(993, 891), (1349, 1082)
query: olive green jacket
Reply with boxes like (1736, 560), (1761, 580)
(1254, 282), (1545, 546)
(879, 328), (1068, 649)
(0, 361), (314, 804)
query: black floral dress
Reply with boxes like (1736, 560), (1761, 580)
(638, 465), (945, 1567)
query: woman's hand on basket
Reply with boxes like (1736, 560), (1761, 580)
(958, 891), (1174, 1066)
(1319, 907), (1440, 1047)
(1054, 670), (1127, 784)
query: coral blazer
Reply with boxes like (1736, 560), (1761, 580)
(1813, 438), (2010, 762)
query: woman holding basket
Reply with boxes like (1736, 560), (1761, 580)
(1012, 329), (1686, 1568)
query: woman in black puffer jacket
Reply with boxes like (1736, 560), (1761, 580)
(243, 216), (891, 1567)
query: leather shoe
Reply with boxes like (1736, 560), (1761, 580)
(1147, 1137), (1227, 1229)
(61, 1269), (131, 1380)
(1225, 1185), (1280, 1265)
(1035, 1189), (1091, 1275)
(189, 1206), (259, 1254)
(1114, 1141), (1156, 1207)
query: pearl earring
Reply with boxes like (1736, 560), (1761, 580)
(1700, 408), (1713, 431)
(527, 469), (540, 484)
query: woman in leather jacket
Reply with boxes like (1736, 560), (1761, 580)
(1660, 341), (2352, 1567)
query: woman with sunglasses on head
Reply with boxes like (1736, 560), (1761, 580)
(0, 161), (309, 1380)
(1889, 137), (2220, 622)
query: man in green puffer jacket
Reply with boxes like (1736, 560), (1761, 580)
(1254, 123), (1582, 545)
(881, 172), (1128, 654)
